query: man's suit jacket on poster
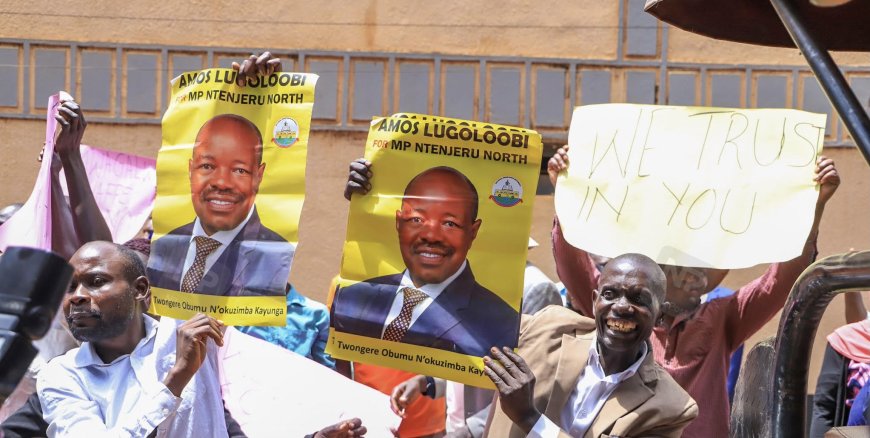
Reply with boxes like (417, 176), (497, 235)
(331, 263), (520, 357)
(485, 306), (698, 438)
(148, 207), (294, 296)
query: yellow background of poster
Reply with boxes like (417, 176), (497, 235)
(328, 115), (543, 387)
(556, 104), (825, 269)
(151, 68), (317, 325)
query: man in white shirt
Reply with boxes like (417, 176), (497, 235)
(483, 253), (698, 438)
(38, 241), (230, 437)
(37, 241), (368, 438)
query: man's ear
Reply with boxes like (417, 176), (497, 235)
(133, 276), (151, 310)
(469, 218), (482, 240)
(188, 158), (194, 179)
(592, 288), (600, 303)
(253, 162), (266, 193)
(396, 209), (402, 231)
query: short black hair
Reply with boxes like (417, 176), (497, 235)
(403, 166), (479, 220)
(194, 113), (264, 165)
(114, 243), (146, 284)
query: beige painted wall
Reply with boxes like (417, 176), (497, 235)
(0, 0), (617, 60)
(3, 0), (870, 394)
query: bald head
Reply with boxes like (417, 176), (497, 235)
(194, 113), (263, 164)
(403, 166), (479, 220)
(602, 253), (667, 304)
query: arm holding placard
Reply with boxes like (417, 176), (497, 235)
(54, 94), (112, 246)
(724, 156), (840, 349)
(547, 145), (600, 317)
(48, 151), (78, 260)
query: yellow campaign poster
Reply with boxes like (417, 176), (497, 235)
(556, 104), (825, 269)
(327, 114), (543, 388)
(148, 68), (318, 325)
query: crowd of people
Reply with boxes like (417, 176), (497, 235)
(0, 50), (858, 438)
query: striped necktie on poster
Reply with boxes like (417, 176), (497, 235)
(180, 236), (222, 293)
(382, 287), (429, 342)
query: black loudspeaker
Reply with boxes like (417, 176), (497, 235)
(0, 247), (72, 397)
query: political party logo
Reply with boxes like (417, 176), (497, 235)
(490, 176), (523, 207)
(272, 117), (299, 148)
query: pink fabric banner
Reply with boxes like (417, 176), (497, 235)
(219, 327), (400, 437)
(0, 91), (156, 251)
(59, 145), (156, 243)
(0, 94), (60, 251)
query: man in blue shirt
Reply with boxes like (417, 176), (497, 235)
(237, 284), (335, 369)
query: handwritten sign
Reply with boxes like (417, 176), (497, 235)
(59, 145), (155, 244)
(555, 104), (825, 269)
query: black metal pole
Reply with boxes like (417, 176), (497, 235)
(770, 0), (870, 165)
(769, 251), (870, 437)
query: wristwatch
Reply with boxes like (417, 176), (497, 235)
(424, 376), (436, 398)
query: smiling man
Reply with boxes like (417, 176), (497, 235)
(332, 166), (519, 357)
(483, 254), (697, 438)
(148, 113), (293, 297)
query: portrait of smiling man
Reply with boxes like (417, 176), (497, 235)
(148, 113), (293, 297)
(332, 166), (520, 357)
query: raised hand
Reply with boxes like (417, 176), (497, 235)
(814, 155), (840, 207)
(232, 51), (282, 86)
(54, 92), (86, 158)
(547, 145), (570, 187)
(164, 313), (224, 397)
(344, 158), (372, 200)
(483, 346), (541, 434)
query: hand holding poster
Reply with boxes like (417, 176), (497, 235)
(148, 68), (317, 325)
(328, 114), (543, 388)
(555, 104), (825, 268)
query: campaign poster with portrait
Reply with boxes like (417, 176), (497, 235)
(327, 114), (543, 388)
(149, 68), (317, 325)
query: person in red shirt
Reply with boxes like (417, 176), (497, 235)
(547, 144), (840, 437)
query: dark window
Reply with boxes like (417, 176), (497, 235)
(535, 68), (567, 127)
(352, 60), (385, 121)
(34, 48), (67, 109)
(80, 51), (112, 112)
(126, 53), (158, 114)
(398, 62), (430, 114)
(489, 67), (521, 125)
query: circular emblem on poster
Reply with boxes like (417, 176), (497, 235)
(272, 117), (299, 148)
(489, 176), (523, 207)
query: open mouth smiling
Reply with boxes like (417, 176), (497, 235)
(606, 318), (638, 333)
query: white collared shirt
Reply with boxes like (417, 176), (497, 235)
(180, 206), (255, 288)
(380, 260), (468, 338)
(37, 316), (228, 438)
(529, 337), (648, 438)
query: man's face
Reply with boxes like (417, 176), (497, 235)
(64, 243), (142, 343)
(593, 260), (661, 354)
(396, 171), (481, 287)
(189, 119), (265, 236)
(660, 264), (707, 316)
